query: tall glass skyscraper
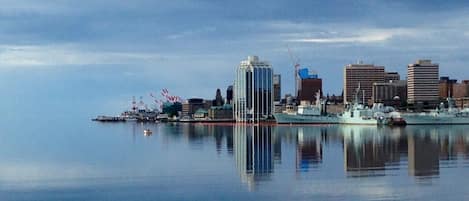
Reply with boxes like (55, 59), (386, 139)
(234, 56), (274, 122)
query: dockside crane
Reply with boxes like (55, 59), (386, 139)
(287, 46), (301, 97)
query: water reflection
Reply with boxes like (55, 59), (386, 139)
(342, 126), (405, 177)
(295, 127), (324, 171)
(162, 124), (469, 189)
(234, 126), (274, 190)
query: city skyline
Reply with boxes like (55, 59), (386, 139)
(1, 1), (469, 98)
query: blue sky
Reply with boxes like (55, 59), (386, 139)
(2, 0), (469, 98)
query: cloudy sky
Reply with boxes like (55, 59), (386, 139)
(2, 0), (469, 97)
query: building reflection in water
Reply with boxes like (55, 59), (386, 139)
(407, 133), (439, 177)
(177, 123), (469, 184)
(341, 125), (469, 180)
(342, 126), (405, 177)
(234, 125), (274, 190)
(296, 127), (323, 171)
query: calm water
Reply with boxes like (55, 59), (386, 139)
(1, 120), (469, 201)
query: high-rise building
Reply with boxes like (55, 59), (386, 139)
(234, 56), (274, 122)
(344, 63), (385, 105)
(298, 68), (322, 103)
(273, 74), (281, 102)
(226, 85), (233, 104)
(407, 59), (439, 105)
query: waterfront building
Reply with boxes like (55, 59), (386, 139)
(182, 98), (205, 118)
(439, 78), (469, 108)
(234, 56), (274, 122)
(213, 88), (224, 106)
(162, 102), (182, 117)
(226, 85), (233, 104)
(407, 59), (439, 106)
(273, 74), (281, 102)
(344, 62), (385, 105)
(439, 76), (458, 98)
(385, 72), (400, 82)
(297, 68), (322, 103)
(193, 108), (208, 119)
(372, 80), (407, 107)
(454, 80), (469, 98)
(208, 104), (233, 120)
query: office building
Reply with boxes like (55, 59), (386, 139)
(182, 98), (205, 117)
(372, 80), (407, 106)
(407, 60), (439, 105)
(454, 80), (469, 98)
(273, 74), (281, 102)
(385, 72), (400, 82)
(213, 88), (224, 106)
(344, 62), (385, 105)
(208, 104), (233, 120)
(226, 85), (233, 104)
(297, 68), (322, 103)
(439, 76), (457, 98)
(234, 56), (274, 122)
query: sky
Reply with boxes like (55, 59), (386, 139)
(1, 0), (469, 98)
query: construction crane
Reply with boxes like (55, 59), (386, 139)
(287, 46), (301, 97)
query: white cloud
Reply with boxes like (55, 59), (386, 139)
(286, 28), (418, 43)
(167, 26), (217, 39)
(0, 44), (170, 66)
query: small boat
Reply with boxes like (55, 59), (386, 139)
(143, 129), (153, 136)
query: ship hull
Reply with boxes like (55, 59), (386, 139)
(273, 113), (340, 124)
(338, 118), (380, 125)
(402, 114), (469, 125)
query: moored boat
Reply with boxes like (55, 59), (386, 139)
(274, 91), (340, 124)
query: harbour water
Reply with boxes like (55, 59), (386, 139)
(2, 119), (469, 200)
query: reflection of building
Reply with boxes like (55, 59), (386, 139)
(234, 56), (274, 122)
(234, 126), (273, 189)
(407, 59), (439, 106)
(342, 126), (404, 177)
(408, 134), (440, 177)
(344, 134), (386, 175)
(296, 128), (322, 171)
(344, 62), (385, 105)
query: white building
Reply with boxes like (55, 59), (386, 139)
(234, 56), (274, 122)
(407, 59), (439, 105)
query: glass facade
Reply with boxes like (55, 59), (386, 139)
(234, 56), (274, 122)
